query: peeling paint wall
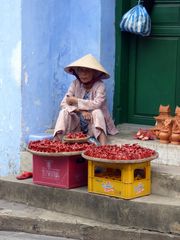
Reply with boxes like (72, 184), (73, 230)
(52, 0), (103, 126)
(0, 0), (116, 176)
(0, 0), (21, 176)
(52, 0), (116, 125)
(21, 0), (55, 142)
(21, 0), (116, 144)
(101, 0), (116, 113)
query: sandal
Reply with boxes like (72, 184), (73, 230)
(16, 171), (33, 180)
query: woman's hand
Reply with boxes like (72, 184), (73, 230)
(81, 111), (91, 121)
(66, 96), (78, 106)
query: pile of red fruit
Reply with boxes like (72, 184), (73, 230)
(65, 132), (88, 139)
(28, 139), (94, 153)
(134, 129), (156, 141)
(83, 143), (156, 160)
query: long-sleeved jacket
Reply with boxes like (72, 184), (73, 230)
(60, 79), (119, 135)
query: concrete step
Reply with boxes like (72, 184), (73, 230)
(20, 150), (180, 199)
(0, 176), (179, 238)
(15, 123), (180, 239)
(0, 199), (179, 240)
(151, 163), (180, 198)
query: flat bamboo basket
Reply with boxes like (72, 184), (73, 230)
(63, 135), (90, 143)
(81, 152), (159, 164)
(27, 148), (83, 157)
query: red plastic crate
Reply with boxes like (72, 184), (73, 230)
(33, 154), (87, 188)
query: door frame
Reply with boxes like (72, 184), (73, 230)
(114, 1), (130, 124)
(114, 0), (180, 125)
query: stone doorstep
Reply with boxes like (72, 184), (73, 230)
(0, 199), (179, 240)
(151, 163), (180, 198)
(24, 124), (180, 166)
(108, 123), (180, 166)
(0, 176), (179, 237)
(43, 123), (180, 166)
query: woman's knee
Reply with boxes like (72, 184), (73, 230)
(59, 108), (72, 120)
(91, 109), (104, 118)
(60, 108), (68, 115)
(90, 109), (107, 136)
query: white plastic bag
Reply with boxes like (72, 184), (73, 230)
(120, 0), (151, 37)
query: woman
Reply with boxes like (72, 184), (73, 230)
(53, 54), (118, 145)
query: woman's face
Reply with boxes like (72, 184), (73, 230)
(76, 67), (94, 84)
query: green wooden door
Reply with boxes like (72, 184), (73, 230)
(114, 0), (180, 125)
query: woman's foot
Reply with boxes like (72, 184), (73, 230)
(53, 132), (63, 141)
(88, 137), (100, 146)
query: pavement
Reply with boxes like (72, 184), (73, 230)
(0, 231), (76, 240)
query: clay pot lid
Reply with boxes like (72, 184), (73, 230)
(154, 115), (172, 120)
(159, 105), (171, 113)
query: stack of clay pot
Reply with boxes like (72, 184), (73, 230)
(171, 106), (180, 145)
(152, 105), (180, 145)
(152, 105), (172, 142)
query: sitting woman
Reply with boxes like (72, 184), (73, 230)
(53, 54), (118, 145)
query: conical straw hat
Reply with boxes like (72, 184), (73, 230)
(64, 54), (110, 79)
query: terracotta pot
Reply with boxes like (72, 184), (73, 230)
(171, 132), (180, 145)
(155, 130), (160, 138)
(159, 130), (171, 144)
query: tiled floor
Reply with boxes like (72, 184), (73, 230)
(20, 123), (180, 173)
(108, 123), (180, 166)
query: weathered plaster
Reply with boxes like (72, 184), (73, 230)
(11, 41), (21, 86)
(101, 0), (116, 114)
(0, 0), (21, 176)
(21, 0), (116, 143)
(21, 0), (55, 142)
(0, 0), (116, 176)
(24, 71), (28, 85)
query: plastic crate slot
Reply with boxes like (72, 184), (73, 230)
(134, 168), (146, 180)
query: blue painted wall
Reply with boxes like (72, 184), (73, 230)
(22, 0), (56, 142)
(0, 0), (21, 176)
(0, 0), (116, 176)
(22, 0), (116, 140)
(52, 0), (103, 125)
(101, 0), (116, 112)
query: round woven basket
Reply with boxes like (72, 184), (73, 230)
(27, 148), (83, 157)
(81, 152), (159, 164)
(63, 135), (90, 143)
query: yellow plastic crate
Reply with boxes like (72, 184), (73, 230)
(88, 160), (151, 199)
